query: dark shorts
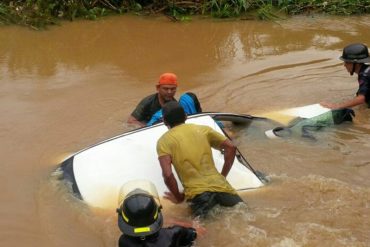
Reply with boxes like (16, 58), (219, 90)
(189, 192), (244, 218)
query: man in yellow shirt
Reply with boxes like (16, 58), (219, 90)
(156, 101), (243, 218)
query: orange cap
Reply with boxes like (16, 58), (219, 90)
(158, 73), (178, 85)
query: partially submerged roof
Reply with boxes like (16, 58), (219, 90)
(60, 113), (266, 209)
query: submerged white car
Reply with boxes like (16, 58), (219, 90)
(60, 113), (268, 209)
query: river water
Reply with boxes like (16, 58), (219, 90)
(1, 15), (370, 247)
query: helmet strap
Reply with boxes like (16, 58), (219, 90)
(350, 63), (356, 76)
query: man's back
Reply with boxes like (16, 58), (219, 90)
(157, 124), (236, 199)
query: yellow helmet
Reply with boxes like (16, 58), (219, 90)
(116, 180), (163, 237)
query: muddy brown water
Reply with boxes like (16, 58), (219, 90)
(1, 15), (370, 246)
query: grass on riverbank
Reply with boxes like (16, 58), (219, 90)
(1, 0), (370, 29)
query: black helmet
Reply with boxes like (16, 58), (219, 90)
(339, 43), (370, 63)
(117, 188), (163, 237)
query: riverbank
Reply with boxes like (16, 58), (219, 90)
(1, 0), (370, 29)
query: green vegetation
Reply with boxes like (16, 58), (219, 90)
(1, 0), (370, 29)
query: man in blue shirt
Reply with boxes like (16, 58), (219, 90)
(146, 92), (202, 126)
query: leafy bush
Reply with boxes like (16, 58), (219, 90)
(1, 0), (369, 29)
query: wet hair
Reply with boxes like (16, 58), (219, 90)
(162, 101), (186, 127)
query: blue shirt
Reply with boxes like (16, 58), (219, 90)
(147, 93), (199, 126)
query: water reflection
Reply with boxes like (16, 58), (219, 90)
(2, 16), (370, 83)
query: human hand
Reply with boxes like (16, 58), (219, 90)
(164, 191), (185, 204)
(166, 218), (207, 237)
(192, 220), (207, 237)
(320, 102), (338, 109)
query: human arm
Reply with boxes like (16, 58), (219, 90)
(164, 225), (198, 247)
(127, 115), (146, 127)
(166, 219), (206, 237)
(158, 155), (185, 203)
(128, 94), (157, 127)
(320, 94), (365, 109)
(146, 109), (163, 126)
(207, 127), (237, 177)
(219, 139), (236, 177)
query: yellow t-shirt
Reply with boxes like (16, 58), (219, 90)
(157, 123), (237, 199)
